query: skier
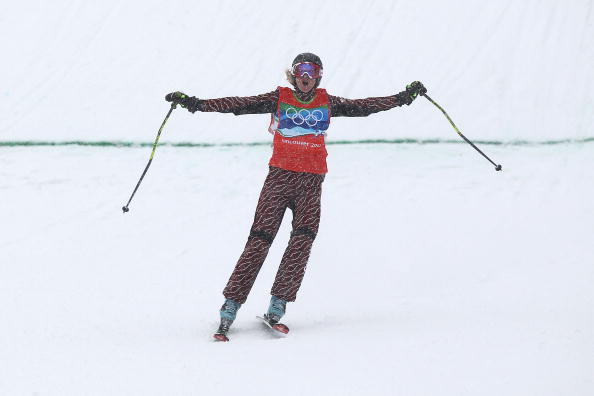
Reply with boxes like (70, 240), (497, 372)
(165, 53), (426, 341)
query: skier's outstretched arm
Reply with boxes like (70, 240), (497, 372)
(165, 90), (279, 115)
(330, 81), (427, 117)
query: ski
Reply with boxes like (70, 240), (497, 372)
(256, 315), (290, 335)
(213, 333), (229, 342)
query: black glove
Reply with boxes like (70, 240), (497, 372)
(395, 81), (427, 106)
(165, 91), (201, 113)
(406, 81), (427, 100)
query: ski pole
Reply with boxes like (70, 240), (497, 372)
(122, 102), (177, 213)
(422, 93), (502, 172)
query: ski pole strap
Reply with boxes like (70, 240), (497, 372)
(422, 94), (502, 171)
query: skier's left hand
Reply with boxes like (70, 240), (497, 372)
(406, 81), (427, 100)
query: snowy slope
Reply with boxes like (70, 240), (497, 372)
(1, 144), (593, 395)
(1, 0), (593, 143)
(1, 1), (593, 395)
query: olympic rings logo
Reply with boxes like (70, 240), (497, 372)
(285, 107), (324, 127)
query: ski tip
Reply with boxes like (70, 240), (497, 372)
(272, 323), (289, 334)
(257, 316), (290, 335)
(213, 333), (229, 342)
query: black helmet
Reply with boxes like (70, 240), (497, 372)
(289, 52), (323, 95)
(292, 52), (323, 69)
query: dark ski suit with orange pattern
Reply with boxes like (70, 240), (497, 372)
(197, 86), (410, 303)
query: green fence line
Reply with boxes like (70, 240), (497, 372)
(0, 138), (593, 148)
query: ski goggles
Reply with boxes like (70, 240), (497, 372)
(292, 62), (323, 78)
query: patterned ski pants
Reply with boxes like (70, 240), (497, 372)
(223, 166), (325, 304)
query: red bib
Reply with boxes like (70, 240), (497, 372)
(268, 87), (330, 174)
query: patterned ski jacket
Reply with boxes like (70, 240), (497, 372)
(197, 87), (410, 174)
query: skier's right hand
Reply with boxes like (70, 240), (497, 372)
(165, 91), (188, 103)
(165, 91), (201, 113)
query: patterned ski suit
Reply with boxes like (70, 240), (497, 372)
(197, 87), (409, 303)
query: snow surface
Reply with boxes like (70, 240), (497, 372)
(1, 1), (593, 395)
(1, 143), (593, 395)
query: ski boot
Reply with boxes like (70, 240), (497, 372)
(213, 318), (233, 342)
(213, 298), (241, 342)
(258, 296), (289, 334)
